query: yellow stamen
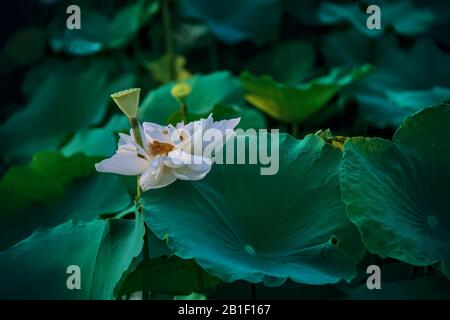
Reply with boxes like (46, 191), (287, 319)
(149, 141), (174, 156)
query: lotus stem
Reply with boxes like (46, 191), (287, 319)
(291, 122), (299, 138)
(142, 225), (151, 300)
(129, 116), (143, 199)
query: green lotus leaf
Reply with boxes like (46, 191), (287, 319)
(0, 173), (132, 251)
(178, 0), (281, 44)
(62, 115), (129, 157)
(116, 226), (217, 298)
(354, 38), (450, 127)
(322, 32), (450, 127)
(145, 228), (172, 259)
(341, 103), (450, 278)
(0, 150), (132, 249)
(142, 133), (365, 286)
(0, 59), (135, 162)
(318, 1), (435, 37)
(240, 65), (371, 122)
(118, 256), (222, 297)
(0, 214), (145, 299)
(49, 1), (159, 55)
(0, 151), (100, 211)
(21, 59), (59, 98)
(354, 86), (450, 128)
(139, 71), (244, 123)
(322, 32), (450, 84)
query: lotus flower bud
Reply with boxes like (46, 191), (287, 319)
(170, 82), (192, 101)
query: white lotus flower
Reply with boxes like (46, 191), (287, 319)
(95, 115), (240, 191)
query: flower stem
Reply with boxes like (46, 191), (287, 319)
(135, 205), (150, 300)
(129, 116), (144, 199)
(162, 0), (175, 81)
(142, 226), (151, 300)
(179, 101), (187, 122)
(129, 117), (144, 148)
(136, 177), (141, 199)
(128, 105), (148, 301)
(291, 122), (299, 138)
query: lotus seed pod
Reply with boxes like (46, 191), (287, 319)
(111, 88), (141, 118)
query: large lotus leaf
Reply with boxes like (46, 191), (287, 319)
(379, 87), (450, 125)
(322, 32), (450, 127)
(318, 1), (435, 37)
(178, 0), (281, 44)
(322, 32), (450, 85)
(145, 227), (172, 259)
(118, 256), (221, 297)
(139, 71), (243, 123)
(142, 133), (365, 286)
(49, 1), (159, 55)
(354, 39), (450, 127)
(21, 58), (59, 98)
(0, 151), (100, 211)
(341, 103), (450, 279)
(0, 173), (132, 251)
(0, 215), (145, 299)
(240, 65), (371, 122)
(112, 225), (217, 298)
(62, 115), (128, 157)
(356, 85), (450, 128)
(0, 59), (135, 162)
(247, 40), (316, 84)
